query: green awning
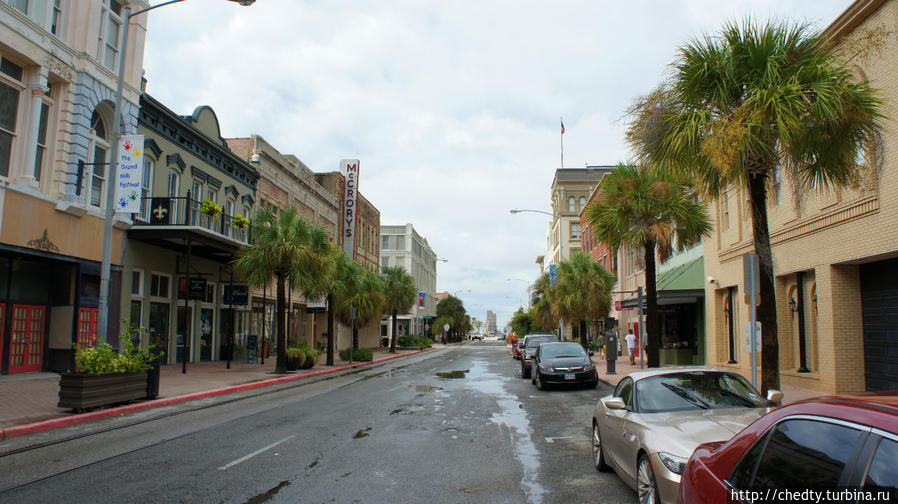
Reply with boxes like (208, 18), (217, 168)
(620, 256), (704, 307)
(657, 256), (704, 291)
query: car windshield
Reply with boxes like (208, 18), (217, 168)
(540, 343), (586, 359)
(525, 336), (555, 348)
(636, 371), (767, 413)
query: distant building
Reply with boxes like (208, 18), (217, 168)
(380, 224), (438, 338)
(486, 310), (497, 334)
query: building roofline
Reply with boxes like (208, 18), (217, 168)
(820, 0), (887, 44)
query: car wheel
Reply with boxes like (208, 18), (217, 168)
(592, 422), (610, 472)
(535, 371), (545, 390)
(637, 454), (660, 504)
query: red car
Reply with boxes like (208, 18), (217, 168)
(678, 393), (898, 504)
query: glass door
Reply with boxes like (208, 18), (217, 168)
(149, 302), (170, 364)
(200, 308), (213, 361)
(219, 308), (234, 361)
(176, 306), (192, 363)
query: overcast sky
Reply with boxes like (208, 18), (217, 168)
(143, 0), (850, 328)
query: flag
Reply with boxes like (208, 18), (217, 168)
(561, 118), (565, 135)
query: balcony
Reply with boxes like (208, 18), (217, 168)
(128, 196), (251, 262)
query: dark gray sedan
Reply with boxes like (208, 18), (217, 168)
(530, 341), (598, 390)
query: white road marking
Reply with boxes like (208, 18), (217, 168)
(218, 435), (295, 470)
(544, 436), (573, 444)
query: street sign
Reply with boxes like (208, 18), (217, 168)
(223, 285), (248, 306)
(743, 254), (760, 306)
(744, 322), (762, 353)
(549, 263), (558, 286)
(443, 323), (450, 331)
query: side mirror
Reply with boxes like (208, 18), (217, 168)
(766, 389), (784, 406)
(588, 350), (595, 357)
(604, 397), (627, 410)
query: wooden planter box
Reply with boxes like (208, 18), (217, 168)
(58, 372), (148, 411)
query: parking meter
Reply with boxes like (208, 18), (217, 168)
(605, 332), (618, 375)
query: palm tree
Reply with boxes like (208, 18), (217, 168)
(530, 273), (558, 333)
(586, 164), (711, 367)
(322, 251), (356, 365)
(381, 266), (416, 352)
(628, 20), (883, 389)
(337, 266), (385, 351)
(435, 295), (466, 342)
(234, 206), (334, 373)
(553, 252), (616, 348)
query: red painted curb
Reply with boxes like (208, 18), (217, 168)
(1, 348), (431, 441)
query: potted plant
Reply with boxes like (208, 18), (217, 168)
(58, 339), (161, 412)
(233, 214), (249, 229)
(284, 347), (305, 371)
(200, 199), (222, 219)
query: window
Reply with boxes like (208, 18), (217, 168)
(614, 377), (634, 409)
(225, 199), (235, 218)
(0, 58), (23, 178)
(207, 189), (216, 204)
(51, 0), (62, 35)
(5, 0), (27, 14)
(150, 274), (170, 298)
(88, 111), (109, 208)
(167, 171), (179, 197)
(204, 282), (215, 304)
(380, 257), (388, 269)
(579, 196), (586, 210)
(722, 193), (730, 230)
(129, 299), (142, 336)
(864, 437), (898, 491)
(100, 0), (123, 71)
(568, 196), (575, 212)
(140, 156), (153, 220)
(33, 100), (49, 181)
(192, 180), (203, 202)
(747, 419), (862, 492)
(130, 269), (144, 296)
(570, 222), (581, 240)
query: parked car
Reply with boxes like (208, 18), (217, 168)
(520, 333), (559, 378)
(678, 393), (898, 504)
(530, 341), (598, 390)
(471, 333), (483, 341)
(592, 368), (781, 504)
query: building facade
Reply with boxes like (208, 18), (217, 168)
(314, 171), (382, 349)
(486, 310), (497, 335)
(225, 135), (340, 353)
(703, 0), (898, 394)
(0, 0), (149, 373)
(380, 223), (437, 339)
(124, 95), (258, 365)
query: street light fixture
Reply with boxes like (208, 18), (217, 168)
(436, 257), (448, 262)
(510, 208), (553, 216)
(97, 0), (256, 350)
(452, 289), (471, 297)
(506, 278), (531, 309)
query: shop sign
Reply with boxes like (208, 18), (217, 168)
(340, 159), (360, 259)
(178, 277), (206, 300)
(223, 285), (249, 306)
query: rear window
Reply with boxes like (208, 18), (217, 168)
(526, 336), (556, 348)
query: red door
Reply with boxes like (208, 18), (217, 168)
(78, 308), (98, 347)
(0, 305), (4, 363)
(9, 305), (46, 373)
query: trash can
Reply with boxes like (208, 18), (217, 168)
(146, 358), (162, 399)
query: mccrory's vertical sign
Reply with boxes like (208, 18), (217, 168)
(340, 159), (360, 259)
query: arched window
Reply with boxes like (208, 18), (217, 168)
(579, 196), (586, 210)
(568, 196), (575, 212)
(88, 110), (110, 208)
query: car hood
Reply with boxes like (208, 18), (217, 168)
(638, 408), (768, 458)
(543, 357), (591, 368)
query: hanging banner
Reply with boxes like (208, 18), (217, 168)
(418, 291), (425, 307)
(114, 134), (144, 214)
(340, 159), (360, 259)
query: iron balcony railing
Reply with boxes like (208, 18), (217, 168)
(135, 193), (251, 244)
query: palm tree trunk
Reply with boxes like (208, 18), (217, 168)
(644, 241), (660, 368)
(326, 293), (335, 365)
(748, 172), (780, 393)
(579, 319), (588, 348)
(390, 310), (398, 353)
(275, 274), (287, 373)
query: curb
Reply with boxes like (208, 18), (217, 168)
(1, 348), (432, 441)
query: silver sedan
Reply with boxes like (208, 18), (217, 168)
(591, 367), (782, 504)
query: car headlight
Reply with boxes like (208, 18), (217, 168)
(658, 452), (688, 475)
(538, 364), (553, 372)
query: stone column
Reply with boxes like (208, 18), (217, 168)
(18, 67), (48, 187)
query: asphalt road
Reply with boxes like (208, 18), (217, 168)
(0, 342), (634, 504)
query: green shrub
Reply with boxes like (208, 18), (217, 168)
(417, 337), (433, 349)
(397, 334), (417, 347)
(285, 347), (306, 360)
(339, 347), (374, 361)
(74, 340), (160, 375)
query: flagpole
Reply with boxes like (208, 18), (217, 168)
(560, 116), (564, 169)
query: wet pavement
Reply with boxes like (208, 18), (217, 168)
(0, 342), (633, 503)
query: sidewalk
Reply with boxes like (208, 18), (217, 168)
(590, 353), (823, 404)
(0, 346), (434, 437)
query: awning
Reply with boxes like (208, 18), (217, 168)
(620, 256), (705, 307)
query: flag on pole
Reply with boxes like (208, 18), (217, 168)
(561, 118), (565, 135)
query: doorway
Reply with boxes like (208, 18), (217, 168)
(200, 308), (213, 361)
(176, 306), (192, 363)
(9, 305), (46, 373)
(149, 302), (170, 363)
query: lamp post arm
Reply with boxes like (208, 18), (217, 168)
(130, 0), (187, 19)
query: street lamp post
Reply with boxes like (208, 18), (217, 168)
(97, 0), (256, 345)
(505, 278), (531, 309)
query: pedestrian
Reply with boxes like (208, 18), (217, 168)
(625, 328), (636, 365)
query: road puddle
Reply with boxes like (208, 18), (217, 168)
(414, 384), (443, 392)
(466, 360), (546, 504)
(436, 369), (469, 379)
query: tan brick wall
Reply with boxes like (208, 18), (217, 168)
(703, 0), (898, 394)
